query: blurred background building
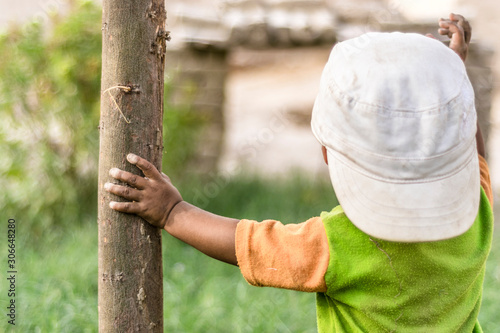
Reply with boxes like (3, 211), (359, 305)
(1, 0), (498, 198)
(166, 0), (499, 203)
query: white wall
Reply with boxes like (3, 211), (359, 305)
(390, 0), (472, 22)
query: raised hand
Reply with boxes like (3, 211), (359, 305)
(438, 13), (472, 62)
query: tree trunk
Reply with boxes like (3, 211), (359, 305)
(98, 0), (167, 331)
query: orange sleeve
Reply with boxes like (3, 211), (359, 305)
(235, 216), (329, 293)
(478, 155), (493, 207)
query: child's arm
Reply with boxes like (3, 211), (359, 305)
(476, 123), (486, 158)
(104, 154), (239, 266)
(437, 14), (485, 157)
(438, 13), (471, 62)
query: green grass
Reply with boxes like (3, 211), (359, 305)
(163, 174), (334, 332)
(162, 236), (317, 333)
(1, 222), (99, 332)
(1, 175), (498, 332)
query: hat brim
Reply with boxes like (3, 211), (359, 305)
(326, 144), (480, 242)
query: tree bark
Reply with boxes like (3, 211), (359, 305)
(98, 0), (167, 331)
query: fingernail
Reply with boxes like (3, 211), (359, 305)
(127, 153), (138, 163)
(109, 168), (119, 177)
(104, 183), (111, 190)
(109, 202), (115, 209)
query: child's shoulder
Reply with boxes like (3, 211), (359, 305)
(319, 205), (363, 239)
(320, 205), (345, 220)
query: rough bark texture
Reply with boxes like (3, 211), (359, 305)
(98, 0), (167, 331)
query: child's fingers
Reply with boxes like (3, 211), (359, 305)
(109, 168), (148, 189)
(438, 19), (452, 37)
(438, 28), (452, 39)
(109, 201), (142, 214)
(449, 13), (469, 30)
(438, 19), (452, 30)
(105, 182), (142, 202)
(449, 13), (465, 24)
(127, 153), (162, 181)
(450, 13), (472, 44)
(438, 20), (462, 38)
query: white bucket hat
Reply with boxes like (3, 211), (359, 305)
(311, 32), (480, 242)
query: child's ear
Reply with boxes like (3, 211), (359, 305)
(322, 146), (328, 165)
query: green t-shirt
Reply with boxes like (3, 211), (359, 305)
(316, 188), (493, 333)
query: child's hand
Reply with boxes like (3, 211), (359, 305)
(438, 13), (471, 62)
(104, 153), (183, 229)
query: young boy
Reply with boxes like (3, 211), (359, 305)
(104, 14), (494, 332)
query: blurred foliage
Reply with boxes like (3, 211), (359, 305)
(181, 172), (337, 221)
(163, 80), (207, 176)
(0, 0), (204, 238)
(0, 1), (102, 238)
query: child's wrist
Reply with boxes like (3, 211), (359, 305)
(162, 199), (184, 231)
